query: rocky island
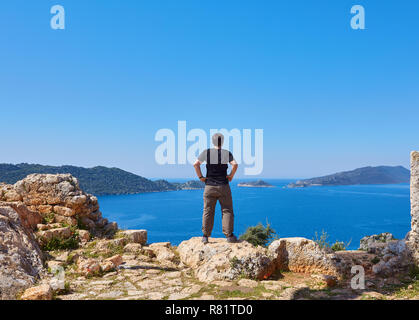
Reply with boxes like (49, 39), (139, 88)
(287, 165), (410, 188)
(0, 152), (418, 301)
(237, 180), (274, 188)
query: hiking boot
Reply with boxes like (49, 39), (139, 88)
(202, 236), (209, 244)
(227, 234), (238, 243)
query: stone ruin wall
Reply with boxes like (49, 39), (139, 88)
(408, 151), (419, 264)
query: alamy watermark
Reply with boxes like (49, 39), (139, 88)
(351, 265), (365, 290)
(50, 5), (65, 30)
(154, 121), (263, 175)
(351, 5), (366, 30)
(49, 5), (364, 31)
(50, 265), (65, 291)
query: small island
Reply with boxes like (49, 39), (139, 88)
(237, 180), (274, 188)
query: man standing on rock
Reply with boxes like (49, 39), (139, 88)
(193, 133), (239, 244)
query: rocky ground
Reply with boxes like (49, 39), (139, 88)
(1, 173), (418, 301)
(45, 236), (418, 301)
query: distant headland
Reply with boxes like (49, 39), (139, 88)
(237, 180), (274, 188)
(287, 166), (410, 188)
(0, 163), (204, 195)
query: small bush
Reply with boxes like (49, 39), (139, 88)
(331, 239), (351, 251)
(42, 212), (55, 224)
(314, 230), (351, 251)
(239, 222), (277, 247)
(42, 235), (79, 251)
(409, 265), (419, 279)
(77, 217), (89, 230)
(313, 230), (330, 249)
(371, 256), (380, 264)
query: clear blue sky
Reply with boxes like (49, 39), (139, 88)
(1, 1), (418, 178)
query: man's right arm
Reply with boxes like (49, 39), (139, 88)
(194, 150), (207, 182)
(193, 160), (206, 182)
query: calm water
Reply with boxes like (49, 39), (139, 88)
(98, 180), (411, 250)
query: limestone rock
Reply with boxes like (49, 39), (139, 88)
(237, 279), (259, 288)
(359, 233), (395, 252)
(103, 221), (118, 235)
(20, 284), (53, 300)
(121, 230), (147, 244)
(371, 239), (412, 276)
(311, 274), (338, 287)
(124, 243), (143, 253)
(407, 151), (419, 265)
(77, 258), (101, 276)
(8, 174), (115, 236)
(96, 238), (126, 251)
(268, 237), (341, 277)
(54, 206), (76, 217)
(152, 246), (177, 263)
(0, 206), (44, 300)
(78, 230), (90, 242)
(0, 202), (42, 231)
(0, 184), (22, 202)
(177, 237), (275, 282)
(106, 254), (123, 266)
(37, 227), (72, 245)
(149, 242), (171, 248)
(36, 223), (62, 231)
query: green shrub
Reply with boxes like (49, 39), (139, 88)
(409, 265), (419, 279)
(41, 235), (79, 251)
(314, 230), (351, 251)
(313, 230), (330, 249)
(371, 256), (380, 264)
(239, 222), (277, 247)
(331, 240), (351, 251)
(77, 217), (89, 230)
(42, 212), (55, 224)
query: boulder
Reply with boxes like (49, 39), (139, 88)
(177, 237), (275, 282)
(268, 237), (341, 277)
(0, 202), (42, 231)
(103, 221), (118, 235)
(311, 274), (338, 287)
(77, 258), (101, 276)
(36, 223), (62, 231)
(20, 284), (53, 300)
(123, 243), (143, 253)
(359, 233), (395, 252)
(152, 245), (177, 263)
(8, 174), (115, 235)
(371, 239), (413, 276)
(53, 206), (76, 217)
(105, 254), (122, 268)
(37, 227), (72, 245)
(121, 230), (147, 244)
(0, 206), (44, 300)
(78, 230), (90, 242)
(0, 184), (22, 202)
(96, 238), (127, 251)
(149, 242), (171, 248)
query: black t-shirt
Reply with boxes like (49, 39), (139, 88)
(198, 148), (235, 186)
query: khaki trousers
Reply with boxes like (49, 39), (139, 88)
(202, 184), (234, 237)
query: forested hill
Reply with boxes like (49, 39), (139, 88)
(287, 166), (410, 188)
(0, 163), (203, 195)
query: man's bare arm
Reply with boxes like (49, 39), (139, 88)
(227, 160), (238, 182)
(193, 160), (206, 182)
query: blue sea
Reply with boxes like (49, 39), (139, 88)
(98, 180), (411, 250)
